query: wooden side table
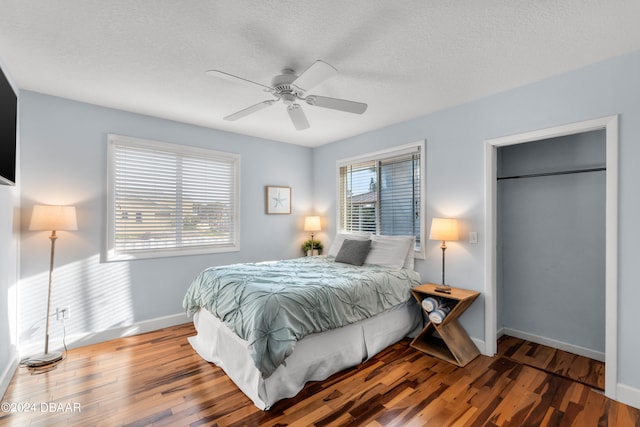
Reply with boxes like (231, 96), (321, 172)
(410, 283), (480, 366)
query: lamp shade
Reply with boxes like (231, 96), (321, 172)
(429, 218), (458, 242)
(29, 205), (78, 231)
(303, 216), (321, 232)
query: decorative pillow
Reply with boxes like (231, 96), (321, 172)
(365, 235), (415, 269)
(327, 232), (371, 257)
(334, 239), (372, 266)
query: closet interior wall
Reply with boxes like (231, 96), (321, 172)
(496, 130), (606, 359)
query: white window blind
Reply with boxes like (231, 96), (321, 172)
(340, 160), (378, 233)
(107, 135), (240, 260)
(339, 143), (424, 254)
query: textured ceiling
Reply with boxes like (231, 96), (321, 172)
(1, 1), (640, 147)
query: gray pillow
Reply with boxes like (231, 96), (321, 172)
(334, 239), (371, 266)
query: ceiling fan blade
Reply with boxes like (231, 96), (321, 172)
(224, 100), (275, 121)
(305, 95), (368, 114)
(206, 70), (273, 91)
(292, 60), (337, 92)
(287, 104), (310, 131)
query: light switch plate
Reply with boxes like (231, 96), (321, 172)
(469, 231), (478, 244)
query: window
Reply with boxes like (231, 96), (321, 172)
(107, 135), (240, 260)
(338, 142), (425, 257)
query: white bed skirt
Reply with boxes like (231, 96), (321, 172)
(188, 300), (422, 410)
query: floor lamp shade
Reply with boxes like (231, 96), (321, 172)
(29, 205), (78, 232)
(25, 205), (77, 368)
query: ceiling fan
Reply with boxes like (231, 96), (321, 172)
(206, 60), (367, 131)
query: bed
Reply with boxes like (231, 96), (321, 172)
(183, 234), (422, 410)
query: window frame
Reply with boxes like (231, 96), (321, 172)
(106, 134), (241, 261)
(336, 140), (426, 259)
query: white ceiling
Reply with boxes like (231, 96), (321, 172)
(1, 1), (640, 147)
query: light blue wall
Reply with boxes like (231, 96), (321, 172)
(18, 91), (313, 355)
(313, 49), (640, 391)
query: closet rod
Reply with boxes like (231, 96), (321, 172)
(497, 167), (606, 181)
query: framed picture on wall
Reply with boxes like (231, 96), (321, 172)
(265, 186), (291, 214)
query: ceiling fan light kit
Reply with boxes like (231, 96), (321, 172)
(207, 60), (367, 130)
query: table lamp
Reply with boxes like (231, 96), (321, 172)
(429, 217), (458, 293)
(304, 216), (321, 256)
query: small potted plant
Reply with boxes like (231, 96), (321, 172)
(301, 239), (323, 256)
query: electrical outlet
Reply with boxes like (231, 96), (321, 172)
(56, 307), (70, 321)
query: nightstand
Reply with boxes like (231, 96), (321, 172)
(410, 283), (480, 366)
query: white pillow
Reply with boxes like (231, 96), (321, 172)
(328, 232), (371, 257)
(365, 235), (415, 269)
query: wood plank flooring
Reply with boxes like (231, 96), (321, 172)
(497, 335), (605, 391)
(1, 323), (638, 426)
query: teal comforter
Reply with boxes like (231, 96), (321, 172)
(183, 256), (421, 378)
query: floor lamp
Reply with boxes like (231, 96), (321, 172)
(25, 205), (77, 368)
(429, 217), (458, 294)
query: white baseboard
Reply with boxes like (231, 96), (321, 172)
(617, 383), (640, 409)
(60, 312), (191, 351)
(502, 327), (605, 362)
(0, 347), (19, 400)
(471, 337), (486, 355)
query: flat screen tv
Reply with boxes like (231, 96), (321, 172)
(0, 64), (17, 186)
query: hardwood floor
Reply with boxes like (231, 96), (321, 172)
(1, 323), (638, 426)
(497, 335), (605, 391)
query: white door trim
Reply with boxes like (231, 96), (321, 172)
(483, 115), (618, 399)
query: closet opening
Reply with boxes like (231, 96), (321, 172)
(483, 115), (618, 400)
(496, 131), (605, 389)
